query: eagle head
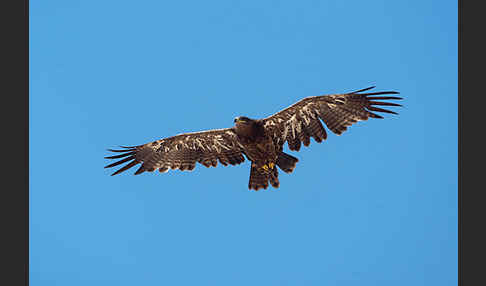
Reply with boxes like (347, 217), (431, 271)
(234, 116), (253, 124)
(234, 116), (263, 138)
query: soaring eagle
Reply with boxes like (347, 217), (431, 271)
(105, 86), (402, 190)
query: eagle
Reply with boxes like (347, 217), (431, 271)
(105, 86), (402, 191)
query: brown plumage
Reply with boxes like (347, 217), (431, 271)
(105, 86), (402, 191)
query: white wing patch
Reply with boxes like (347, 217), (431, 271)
(263, 101), (321, 144)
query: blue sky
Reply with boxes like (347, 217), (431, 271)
(30, 1), (457, 285)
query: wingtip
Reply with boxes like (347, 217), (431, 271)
(134, 166), (145, 175)
(119, 145), (135, 149)
(352, 86), (376, 93)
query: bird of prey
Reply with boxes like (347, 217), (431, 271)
(105, 86), (402, 191)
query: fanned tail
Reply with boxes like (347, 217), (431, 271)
(276, 152), (299, 173)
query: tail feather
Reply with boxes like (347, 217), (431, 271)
(249, 163), (268, 191)
(276, 152), (299, 173)
(269, 167), (279, 188)
(248, 163), (280, 190)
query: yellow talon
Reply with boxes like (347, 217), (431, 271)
(269, 162), (275, 169)
(262, 164), (269, 171)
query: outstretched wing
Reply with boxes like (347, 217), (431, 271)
(262, 86), (402, 151)
(105, 128), (246, 176)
